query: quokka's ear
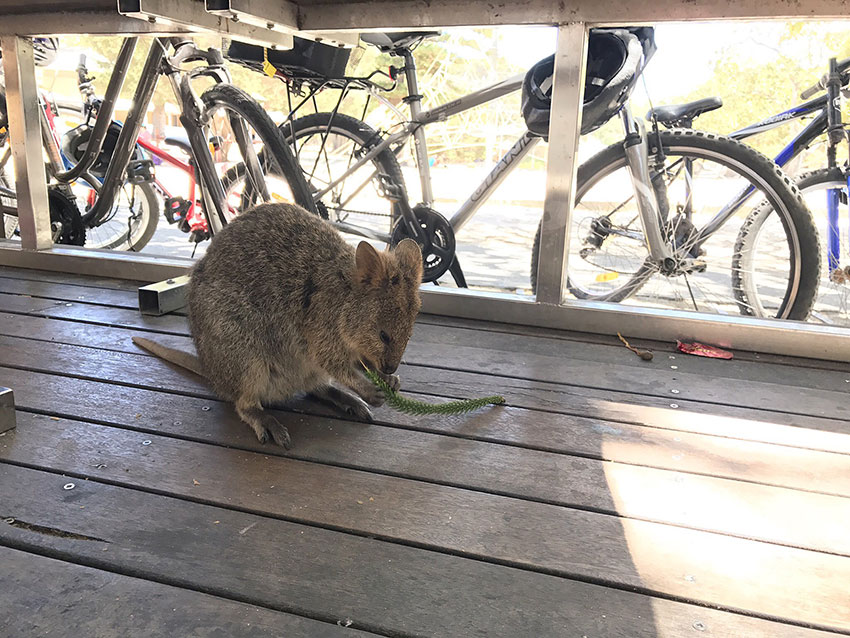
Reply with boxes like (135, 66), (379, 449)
(355, 241), (387, 288)
(393, 239), (423, 282)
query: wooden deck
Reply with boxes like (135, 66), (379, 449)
(0, 265), (848, 637)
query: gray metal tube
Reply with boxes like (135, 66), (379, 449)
(52, 38), (137, 183)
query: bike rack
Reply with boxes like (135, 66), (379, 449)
(2, 1), (850, 361)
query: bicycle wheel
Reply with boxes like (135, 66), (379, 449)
(530, 129), (820, 320)
(83, 179), (159, 250)
(736, 167), (849, 323)
(200, 83), (313, 228)
(284, 111), (405, 241)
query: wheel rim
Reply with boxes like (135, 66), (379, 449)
(292, 122), (396, 243)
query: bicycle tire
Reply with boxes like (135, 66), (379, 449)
(90, 180), (160, 250)
(200, 83), (314, 225)
(734, 167), (837, 319)
(283, 111), (405, 228)
(530, 129), (820, 320)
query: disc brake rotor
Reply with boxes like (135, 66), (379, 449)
(390, 204), (456, 283)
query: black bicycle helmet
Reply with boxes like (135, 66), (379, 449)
(522, 27), (655, 139)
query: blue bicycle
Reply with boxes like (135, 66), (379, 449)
(651, 56), (850, 323)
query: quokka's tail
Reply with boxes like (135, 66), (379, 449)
(132, 336), (205, 378)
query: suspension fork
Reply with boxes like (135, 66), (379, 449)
(620, 107), (674, 265)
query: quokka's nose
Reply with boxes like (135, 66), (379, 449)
(382, 363), (398, 375)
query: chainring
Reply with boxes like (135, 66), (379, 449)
(390, 204), (456, 283)
(48, 187), (86, 246)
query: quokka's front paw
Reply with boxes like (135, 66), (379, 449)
(377, 371), (401, 392)
(360, 382), (387, 408)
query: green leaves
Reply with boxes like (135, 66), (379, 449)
(363, 367), (505, 416)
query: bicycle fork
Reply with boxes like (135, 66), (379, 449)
(620, 107), (675, 268)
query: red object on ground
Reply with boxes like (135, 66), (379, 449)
(676, 340), (733, 359)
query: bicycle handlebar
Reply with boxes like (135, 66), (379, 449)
(800, 56), (850, 99)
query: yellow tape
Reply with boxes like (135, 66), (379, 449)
(262, 48), (276, 78)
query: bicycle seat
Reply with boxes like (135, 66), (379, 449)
(360, 31), (441, 53)
(163, 134), (193, 156)
(646, 97), (723, 124)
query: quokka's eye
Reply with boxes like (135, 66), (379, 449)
(380, 331), (391, 344)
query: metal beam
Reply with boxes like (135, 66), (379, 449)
(0, 241), (191, 282)
(534, 23), (586, 305)
(299, 0), (850, 30)
(138, 275), (189, 315)
(205, 0), (360, 47)
(0, 10), (191, 35)
(0, 36), (52, 251)
(118, 0), (294, 49)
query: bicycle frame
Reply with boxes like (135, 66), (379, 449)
(47, 37), (267, 238)
(728, 92), (845, 270)
(305, 68), (540, 244)
(135, 136), (207, 234)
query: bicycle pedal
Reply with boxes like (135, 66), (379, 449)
(164, 196), (192, 227)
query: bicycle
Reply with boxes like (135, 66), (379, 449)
(1, 36), (312, 250)
(229, 29), (820, 319)
(0, 51), (159, 248)
(655, 56), (850, 324)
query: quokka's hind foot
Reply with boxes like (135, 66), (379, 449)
(236, 401), (292, 449)
(311, 385), (374, 422)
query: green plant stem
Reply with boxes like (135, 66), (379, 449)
(363, 367), (505, 415)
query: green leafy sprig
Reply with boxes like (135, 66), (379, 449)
(363, 367), (505, 415)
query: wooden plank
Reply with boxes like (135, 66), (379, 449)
(3, 287), (850, 420)
(1, 465), (835, 638)
(0, 547), (372, 637)
(5, 361), (850, 504)
(0, 273), (141, 308)
(0, 448), (850, 630)
(2, 323), (850, 455)
(0, 292), (188, 334)
(0, 265), (141, 291)
(3, 412), (850, 631)
(3, 272), (849, 392)
(407, 321), (850, 394)
(1, 260), (845, 374)
(6, 402), (850, 558)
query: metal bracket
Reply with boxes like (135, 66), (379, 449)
(205, 0), (360, 47)
(0, 387), (15, 435)
(139, 275), (190, 316)
(118, 0), (294, 49)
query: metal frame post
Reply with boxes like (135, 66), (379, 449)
(534, 23), (588, 304)
(0, 36), (52, 251)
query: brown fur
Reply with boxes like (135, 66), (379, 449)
(136, 202), (422, 448)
